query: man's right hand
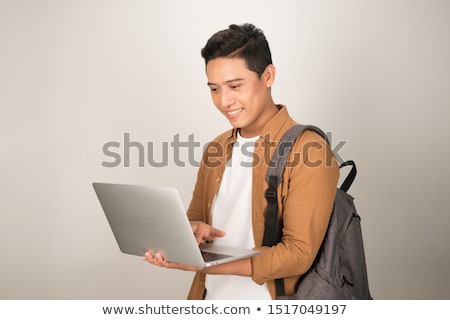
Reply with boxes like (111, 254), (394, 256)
(190, 221), (226, 244)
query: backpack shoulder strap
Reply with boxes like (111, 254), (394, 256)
(263, 124), (329, 247)
(262, 124), (356, 298)
(263, 124), (328, 296)
(265, 124), (328, 184)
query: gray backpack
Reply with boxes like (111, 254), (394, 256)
(262, 124), (372, 299)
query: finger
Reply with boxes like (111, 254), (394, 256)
(155, 252), (165, 263)
(210, 227), (226, 238)
(201, 227), (225, 241)
(143, 251), (156, 263)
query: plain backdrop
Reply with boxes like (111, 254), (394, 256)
(1, 0), (449, 299)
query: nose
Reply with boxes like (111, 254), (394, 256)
(218, 89), (235, 109)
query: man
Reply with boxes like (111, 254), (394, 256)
(143, 23), (339, 299)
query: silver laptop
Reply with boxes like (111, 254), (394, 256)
(92, 182), (260, 267)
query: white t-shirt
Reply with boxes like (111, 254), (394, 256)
(205, 131), (271, 300)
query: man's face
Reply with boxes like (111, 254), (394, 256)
(206, 57), (276, 137)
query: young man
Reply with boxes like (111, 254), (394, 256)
(143, 23), (339, 299)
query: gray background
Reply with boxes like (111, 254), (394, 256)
(1, 0), (449, 299)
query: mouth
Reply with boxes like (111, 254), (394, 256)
(226, 108), (244, 119)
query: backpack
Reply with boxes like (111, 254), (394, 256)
(262, 124), (372, 300)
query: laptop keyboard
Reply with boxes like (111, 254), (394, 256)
(201, 251), (232, 262)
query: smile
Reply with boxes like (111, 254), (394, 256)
(226, 108), (243, 119)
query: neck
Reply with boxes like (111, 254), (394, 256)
(239, 102), (279, 138)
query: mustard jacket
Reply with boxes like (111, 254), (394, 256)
(186, 105), (339, 299)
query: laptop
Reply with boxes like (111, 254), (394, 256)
(92, 182), (260, 267)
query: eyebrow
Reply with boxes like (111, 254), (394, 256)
(207, 78), (245, 86)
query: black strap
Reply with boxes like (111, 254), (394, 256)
(262, 175), (280, 247)
(339, 160), (357, 192)
(275, 278), (286, 297)
(263, 174), (287, 297)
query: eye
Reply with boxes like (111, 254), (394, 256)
(230, 84), (241, 90)
(209, 86), (219, 93)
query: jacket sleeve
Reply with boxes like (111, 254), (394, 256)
(251, 131), (339, 285)
(186, 151), (209, 223)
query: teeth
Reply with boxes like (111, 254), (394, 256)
(227, 108), (243, 116)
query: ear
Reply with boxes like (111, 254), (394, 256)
(262, 64), (276, 88)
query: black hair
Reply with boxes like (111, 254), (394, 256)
(201, 23), (272, 77)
